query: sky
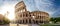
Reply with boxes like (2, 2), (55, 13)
(0, 0), (60, 17)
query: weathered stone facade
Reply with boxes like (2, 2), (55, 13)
(15, 1), (50, 24)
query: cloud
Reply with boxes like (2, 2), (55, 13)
(24, 0), (56, 16)
(0, 0), (60, 17)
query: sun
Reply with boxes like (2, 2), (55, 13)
(0, 4), (15, 21)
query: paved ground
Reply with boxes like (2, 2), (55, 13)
(0, 24), (60, 26)
(9, 23), (39, 26)
(0, 24), (9, 26)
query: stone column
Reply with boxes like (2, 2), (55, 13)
(31, 19), (32, 24)
(28, 19), (29, 24)
(26, 19), (27, 24)
(22, 20), (23, 24)
(23, 20), (24, 24)
(31, 19), (33, 24)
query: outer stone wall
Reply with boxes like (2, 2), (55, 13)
(15, 1), (50, 24)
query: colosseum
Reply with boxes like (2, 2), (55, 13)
(15, 1), (50, 24)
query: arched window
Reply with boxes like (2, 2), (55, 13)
(36, 21), (38, 24)
(26, 14), (28, 17)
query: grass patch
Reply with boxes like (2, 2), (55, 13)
(39, 24), (60, 26)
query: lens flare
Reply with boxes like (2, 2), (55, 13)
(0, 4), (15, 21)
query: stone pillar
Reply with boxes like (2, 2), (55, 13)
(23, 20), (24, 24)
(22, 20), (23, 24)
(28, 19), (29, 24)
(26, 19), (27, 24)
(31, 19), (34, 24)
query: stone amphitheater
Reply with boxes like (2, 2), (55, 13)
(15, 1), (50, 24)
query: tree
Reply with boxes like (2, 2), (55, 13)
(3, 17), (10, 24)
(50, 18), (57, 23)
(50, 17), (60, 23)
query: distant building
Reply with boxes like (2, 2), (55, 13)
(15, 1), (50, 24)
